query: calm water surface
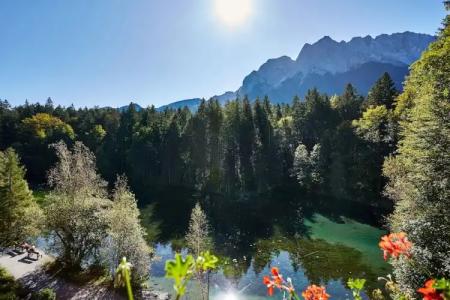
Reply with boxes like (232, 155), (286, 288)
(148, 188), (390, 300)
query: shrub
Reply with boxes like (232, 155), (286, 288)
(0, 267), (20, 300)
(31, 288), (56, 300)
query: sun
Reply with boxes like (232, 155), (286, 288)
(214, 0), (252, 27)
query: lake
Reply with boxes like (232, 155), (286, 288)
(146, 187), (391, 299)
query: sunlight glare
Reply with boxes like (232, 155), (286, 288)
(214, 0), (252, 27)
(223, 292), (239, 300)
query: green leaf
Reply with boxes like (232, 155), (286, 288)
(347, 278), (366, 300)
(197, 251), (219, 271)
(347, 278), (366, 290)
(433, 278), (450, 299)
(165, 253), (195, 297)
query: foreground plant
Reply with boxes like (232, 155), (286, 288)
(258, 231), (449, 300)
(115, 257), (134, 300)
(262, 266), (329, 300)
(418, 279), (450, 300)
(263, 267), (297, 298)
(378, 232), (412, 261)
(302, 284), (330, 300)
(165, 251), (218, 300)
(347, 278), (366, 300)
(378, 233), (450, 300)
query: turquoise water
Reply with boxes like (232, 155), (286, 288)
(148, 213), (390, 300)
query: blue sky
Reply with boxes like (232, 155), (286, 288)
(0, 0), (446, 108)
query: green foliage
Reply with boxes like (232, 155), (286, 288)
(140, 204), (161, 243)
(434, 278), (450, 299)
(105, 176), (151, 283)
(0, 267), (20, 300)
(31, 288), (56, 300)
(366, 72), (398, 109)
(353, 105), (394, 144)
(165, 252), (218, 299)
(347, 278), (366, 300)
(45, 142), (153, 280)
(0, 148), (42, 247)
(185, 202), (212, 257)
(383, 15), (450, 292)
(115, 257), (134, 300)
(332, 84), (363, 121)
(45, 142), (109, 270)
(195, 251), (219, 272)
(21, 113), (74, 140)
(165, 253), (195, 297)
(292, 143), (323, 188)
(0, 82), (385, 205)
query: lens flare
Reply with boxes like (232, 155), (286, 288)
(214, 0), (252, 27)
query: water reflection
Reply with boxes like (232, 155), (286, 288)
(147, 186), (390, 298)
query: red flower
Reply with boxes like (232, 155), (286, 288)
(301, 285), (330, 300)
(418, 279), (444, 300)
(263, 276), (275, 296)
(271, 267), (283, 287)
(262, 267), (296, 297)
(379, 232), (412, 260)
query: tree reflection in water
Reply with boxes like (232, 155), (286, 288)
(147, 186), (390, 298)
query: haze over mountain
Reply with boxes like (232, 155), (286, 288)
(156, 31), (434, 110)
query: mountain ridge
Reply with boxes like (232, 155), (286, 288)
(128, 31), (434, 111)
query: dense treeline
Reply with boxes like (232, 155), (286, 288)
(0, 75), (399, 208)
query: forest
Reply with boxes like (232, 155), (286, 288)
(0, 74), (397, 208)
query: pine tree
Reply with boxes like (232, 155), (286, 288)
(161, 115), (183, 185)
(238, 97), (256, 191)
(253, 99), (276, 191)
(205, 99), (223, 191)
(0, 148), (42, 247)
(185, 100), (208, 189)
(383, 14), (450, 293)
(366, 72), (398, 109)
(222, 101), (240, 194)
(334, 84), (363, 121)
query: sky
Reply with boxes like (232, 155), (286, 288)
(0, 0), (446, 108)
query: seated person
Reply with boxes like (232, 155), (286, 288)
(17, 242), (31, 253)
(27, 245), (41, 259)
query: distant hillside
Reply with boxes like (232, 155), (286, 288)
(118, 102), (143, 112)
(156, 98), (202, 112)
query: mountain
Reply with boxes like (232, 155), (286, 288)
(118, 102), (143, 112)
(156, 98), (203, 112)
(234, 32), (434, 102)
(154, 31), (435, 110)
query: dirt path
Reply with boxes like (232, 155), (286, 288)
(0, 247), (52, 278)
(0, 248), (169, 299)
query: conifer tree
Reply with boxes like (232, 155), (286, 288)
(185, 100), (208, 189)
(222, 101), (241, 194)
(253, 99), (275, 191)
(334, 84), (363, 121)
(366, 72), (398, 109)
(383, 13), (450, 293)
(238, 97), (256, 190)
(0, 148), (42, 247)
(205, 99), (223, 191)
